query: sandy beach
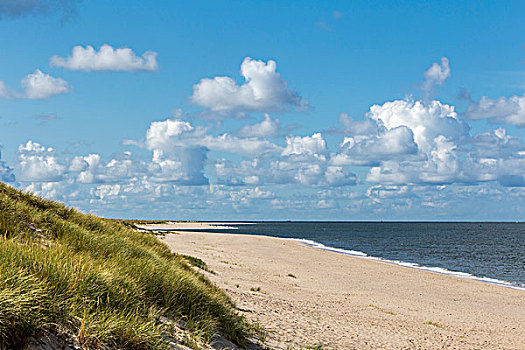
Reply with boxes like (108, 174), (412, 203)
(155, 226), (525, 349)
(134, 222), (242, 231)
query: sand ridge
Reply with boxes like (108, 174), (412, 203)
(161, 230), (525, 349)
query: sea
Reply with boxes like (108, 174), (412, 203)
(173, 222), (525, 290)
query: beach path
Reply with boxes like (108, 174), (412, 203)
(160, 230), (525, 349)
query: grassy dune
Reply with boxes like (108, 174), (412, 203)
(0, 182), (250, 349)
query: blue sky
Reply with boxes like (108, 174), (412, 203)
(1, 0), (525, 220)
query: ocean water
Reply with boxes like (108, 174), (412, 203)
(176, 222), (525, 289)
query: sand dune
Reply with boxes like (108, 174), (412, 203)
(161, 231), (525, 349)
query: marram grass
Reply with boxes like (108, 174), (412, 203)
(0, 182), (249, 349)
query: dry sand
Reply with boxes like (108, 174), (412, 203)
(158, 228), (525, 349)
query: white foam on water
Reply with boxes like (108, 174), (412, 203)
(293, 238), (368, 257)
(291, 238), (525, 291)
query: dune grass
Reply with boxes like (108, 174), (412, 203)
(0, 182), (250, 349)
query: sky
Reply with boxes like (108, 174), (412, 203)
(1, 0), (525, 221)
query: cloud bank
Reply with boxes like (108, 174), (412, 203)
(3, 56), (525, 219)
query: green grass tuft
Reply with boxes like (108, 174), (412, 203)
(181, 254), (213, 273)
(306, 344), (324, 350)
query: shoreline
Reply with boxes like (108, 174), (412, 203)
(139, 222), (525, 291)
(159, 227), (525, 349)
(292, 238), (525, 291)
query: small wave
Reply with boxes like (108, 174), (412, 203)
(292, 238), (368, 257)
(291, 238), (525, 291)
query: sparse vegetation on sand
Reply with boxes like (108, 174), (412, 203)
(423, 321), (445, 328)
(0, 182), (251, 349)
(286, 344), (324, 350)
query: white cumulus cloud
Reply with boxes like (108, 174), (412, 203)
(18, 141), (66, 182)
(50, 44), (159, 72)
(24, 182), (70, 202)
(336, 112), (378, 135)
(0, 69), (71, 100)
(144, 119), (208, 185)
(69, 153), (143, 184)
(145, 119), (203, 151)
(191, 57), (308, 114)
(211, 132), (356, 187)
(272, 133), (356, 186)
(0, 150), (15, 182)
(143, 117), (283, 185)
(422, 57), (450, 97)
(282, 133), (327, 158)
(332, 126), (418, 166)
(368, 99), (467, 152)
(237, 114), (281, 137)
(148, 148), (208, 185)
(91, 184), (122, 200)
(463, 94), (525, 126)
(462, 128), (525, 185)
(362, 99), (469, 185)
(146, 118), (280, 157)
(21, 69), (71, 99)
